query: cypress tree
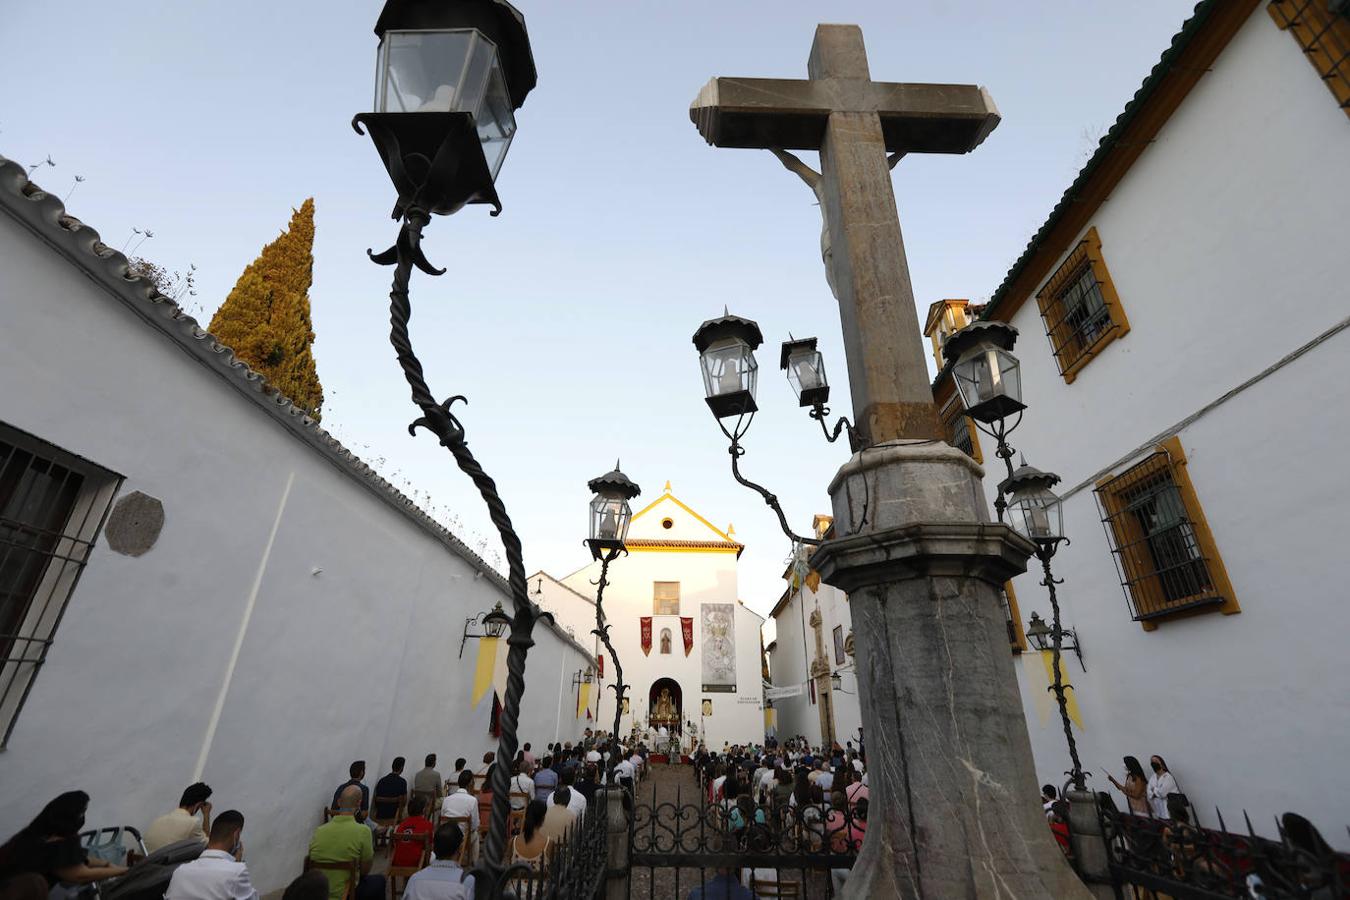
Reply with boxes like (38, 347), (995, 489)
(210, 198), (324, 420)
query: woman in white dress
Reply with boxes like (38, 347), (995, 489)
(1146, 755), (1179, 819)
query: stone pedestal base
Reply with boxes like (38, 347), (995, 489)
(812, 441), (1089, 899)
(1066, 789), (1117, 900)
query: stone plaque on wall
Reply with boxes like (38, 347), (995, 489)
(700, 602), (736, 693)
(104, 491), (165, 557)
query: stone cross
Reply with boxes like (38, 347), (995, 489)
(692, 27), (1090, 899)
(691, 24), (999, 444)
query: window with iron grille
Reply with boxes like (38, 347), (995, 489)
(0, 423), (120, 745)
(939, 394), (982, 463)
(1035, 228), (1131, 383)
(1094, 436), (1240, 629)
(1268, 0), (1350, 119)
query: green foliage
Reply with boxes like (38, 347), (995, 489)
(209, 199), (324, 421)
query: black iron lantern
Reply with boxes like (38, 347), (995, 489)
(458, 599), (511, 657)
(1025, 610), (1085, 670)
(830, 671), (843, 691)
(943, 320), (1024, 425)
(780, 337), (830, 408)
(482, 599), (511, 637)
(1000, 461), (1065, 546)
(586, 462), (642, 559)
(1025, 611), (1053, 650)
(356, 0), (537, 217)
(692, 311), (764, 419)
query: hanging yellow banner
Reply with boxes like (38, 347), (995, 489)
(576, 682), (592, 718)
(492, 635), (510, 700)
(1038, 650), (1084, 729)
(472, 636), (499, 707)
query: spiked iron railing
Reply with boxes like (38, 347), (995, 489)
(1094, 797), (1350, 899)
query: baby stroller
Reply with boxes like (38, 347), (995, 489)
(100, 839), (204, 900)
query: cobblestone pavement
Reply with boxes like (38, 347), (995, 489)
(623, 761), (838, 900)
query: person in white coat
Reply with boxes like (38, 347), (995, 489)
(1146, 755), (1179, 819)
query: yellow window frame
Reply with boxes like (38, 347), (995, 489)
(1268, 0), (1350, 118)
(1035, 227), (1131, 384)
(1095, 436), (1240, 631)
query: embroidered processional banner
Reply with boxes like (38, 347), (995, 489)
(680, 616), (694, 656)
(700, 603), (736, 692)
(640, 617), (652, 656)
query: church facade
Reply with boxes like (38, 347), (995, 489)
(532, 485), (766, 752)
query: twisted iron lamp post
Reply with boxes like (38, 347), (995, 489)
(944, 320), (1086, 792)
(583, 463), (641, 782)
(353, 2), (540, 893)
(1001, 461), (1086, 792)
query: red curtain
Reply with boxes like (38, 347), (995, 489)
(681, 617), (694, 656)
(640, 618), (652, 656)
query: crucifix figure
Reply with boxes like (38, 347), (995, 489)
(768, 147), (904, 303)
(691, 25), (1089, 900)
(692, 25), (998, 445)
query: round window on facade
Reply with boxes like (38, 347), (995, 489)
(662, 517), (674, 529)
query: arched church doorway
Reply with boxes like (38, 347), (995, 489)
(648, 677), (682, 729)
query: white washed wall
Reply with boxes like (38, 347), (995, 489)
(994, 7), (1350, 845)
(766, 577), (859, 750)
(0, 213), (593, 890)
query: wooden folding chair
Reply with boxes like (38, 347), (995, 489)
(303, 856), (360, 900)
(750, 877), (801, 898)
(507, 808), (526, 837)
(370, 795), (405, 851)
(385, 831), (431, 899)
(442, 815), (473, 867)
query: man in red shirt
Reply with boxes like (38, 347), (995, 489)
(390, 796), (434, 869)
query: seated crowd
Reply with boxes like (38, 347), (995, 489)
(0, 732), (644, 900)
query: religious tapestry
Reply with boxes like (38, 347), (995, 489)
(700, 603), (736, 693)
(640, 617), (652, 656)
(680, 616), (694, 656)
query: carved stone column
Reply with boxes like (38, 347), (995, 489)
(811, 441), (1089, 899)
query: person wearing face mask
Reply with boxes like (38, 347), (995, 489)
(1146, 755), (1179, 819)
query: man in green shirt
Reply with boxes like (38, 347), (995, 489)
(308, 786), (385, 900)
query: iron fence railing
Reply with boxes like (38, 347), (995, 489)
(626, 780), (860, 899)
(1096, 799), (1350, 899)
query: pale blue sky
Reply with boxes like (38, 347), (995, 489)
(2, 0), (1197, 616)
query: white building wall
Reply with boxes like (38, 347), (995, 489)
(991, 7), (1350, 844)
(768, 590), (819, 748)
(765, 571), (859, 749)
(0, 209), (593, 890)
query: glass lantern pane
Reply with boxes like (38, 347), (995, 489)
(477, 56), (517, 179)
(591, 496), (631, 542)
(996, 349), (1022, 406)
(1010, 489), (1062, 542)
(376, 30), (479, 114)
(786, 349), (825, 399)
(701, 339), (754, 398)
